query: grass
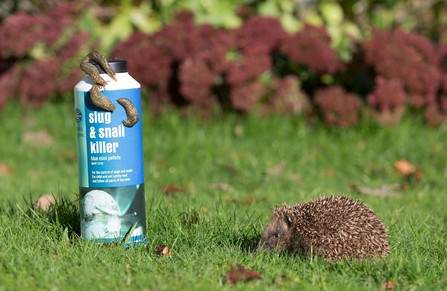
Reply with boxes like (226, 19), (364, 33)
(1, 100), (447, 290)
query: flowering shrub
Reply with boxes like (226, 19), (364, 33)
(367, 77), (407, 126)
(1, 6), (447, 127)
(361, 28), (445, 126)
(280, 24), (344, 75)
(235, 16), (286, 55)
(423, 44), (447, 127)
(261, 75), (309, 115)
(314, 86), (361, 127)
(362, 28), (440, 107)
(0, 3), (92, 110)
(112, 13), (309, 117)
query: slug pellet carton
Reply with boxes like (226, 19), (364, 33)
(74, 58), (146, 245)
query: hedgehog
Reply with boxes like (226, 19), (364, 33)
(257, 195), (390, 260)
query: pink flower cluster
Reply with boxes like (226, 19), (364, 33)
(113, 14), (315, 116)
(0, 3), (89, 109)
(0, 4), (73, 59)
(367, 77), (407, 125)
(113, 11), (237, 116)
(423, 44), (447, 126)
(314, 86), (361, 127)
(280, 24), (344, 74)
(362, 28), (446, 125)
(1, 7), (447, 127)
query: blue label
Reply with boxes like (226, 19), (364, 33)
(75, 88), (144, 188)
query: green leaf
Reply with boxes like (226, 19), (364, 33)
(319, 2), (344, 25)
(342, 21), (362, 40)
(258, 0), (281, 17)
(130, 4), (162, 33)
(278, 0), (295, 14)
(281, 14), (302, 33)
(102, 6), (134, 52)
(305, 11), (323, 27)
(78, 12), (104, 42)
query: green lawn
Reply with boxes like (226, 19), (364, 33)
(0, 100), (446, 290)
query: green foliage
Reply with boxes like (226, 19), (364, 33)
(256, 0), (302, 32)
(78, 0), (163, 54)
(152, 0), (243, 28)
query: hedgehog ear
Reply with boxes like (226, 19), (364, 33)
(284, 206), (294, 227)
(275, 204), (293, 227)
(284, 214), (293, 227)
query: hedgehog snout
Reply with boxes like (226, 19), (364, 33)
(257, 231), (284, 251)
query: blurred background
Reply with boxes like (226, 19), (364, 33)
(0, 0), (446, 126)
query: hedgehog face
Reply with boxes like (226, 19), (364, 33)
(257, 215), (291, 252)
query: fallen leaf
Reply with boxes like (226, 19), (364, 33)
(156, 244), (172, 256)
(210, 183), (234, 192)
(233, 125), (244, 137)
(382, 280), (396, 291)
(216, 163), (240, 175)
(34, 194), (56, 211)
(433, 144), (442, 153)
(226, 264), (263, 285)
(357, 141), (366, 149)
(287, 173), (302, 184)
(349, 184), (404, 197)
(264, 161), (286, 177)
(369, 107), (405, 126)
(22, 130), (53, 147)
(28, 170), (42, 178)
(58, 150), (77, 162)
(179, 210), (200, 228)
(325, 168), (336, 177)
(161, 184), (187, 195)
(225, 195), (268, 205)
(102, 241), (119, 247)
(413, 167), (423, 183)
(394, 159), (422, 183)
(23, 116), (38, 130)
(0, 163), (13, 175)
(272, 274), (287, 285)
(394, 159), (416, 176)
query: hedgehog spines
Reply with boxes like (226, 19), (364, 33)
(258, 195), (390, 260)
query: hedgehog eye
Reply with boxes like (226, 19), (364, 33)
(274, 233), (281, 239)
